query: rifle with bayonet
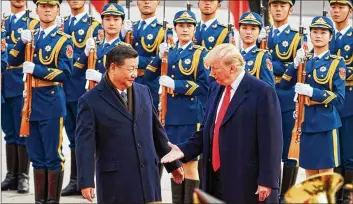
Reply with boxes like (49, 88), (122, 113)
(124, 0), (133, 44)
(86, 0), (97, 91)
(288, 0), (308, 160)
(20, 9), (34, 137)
(227, 0), (235, 45)
(259, 0), (268, 49)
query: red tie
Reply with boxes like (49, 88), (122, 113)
(212, 86), (232, 171)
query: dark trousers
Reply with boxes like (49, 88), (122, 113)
(64, 101), (78, 149)
(209, 169), (223, 200)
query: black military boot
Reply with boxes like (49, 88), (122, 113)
(34, 169), (47, 204)
(61, 150), (80, 196)
(47, 170), (64, 204)
(335, 167), (344, 204)
(343, 170), (353, 204)
(184, 179), (200, 204)
(1, 144), (18, 190)
(17, 145), (30, 193)
(171, 179), (184, 204)
(279, 166), (298, 203)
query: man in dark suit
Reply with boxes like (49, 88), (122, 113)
(75, 45), (184, 204)
(161, 43), (283, 203)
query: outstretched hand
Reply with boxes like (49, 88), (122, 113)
(161, 142), (184, 163)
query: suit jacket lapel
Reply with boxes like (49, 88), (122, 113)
(98, 81), (133, 121)
(221, 73), (249, 126)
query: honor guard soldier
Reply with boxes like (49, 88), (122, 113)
(195, 0), (231, 50)
(121, 0), (172, 110)
(144, 10), (209, 204)
(280, 15), (345, 183)
(239, 12), (274, 87)
(74, 3), (127, 84)
(329, 0), (353, 203)
(267, 0), (302, 199)
(1, 0), (39, 194)
(60, 0), (103, 196)
(7, 0), (73, 202)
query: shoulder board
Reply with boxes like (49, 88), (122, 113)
(217, 23), (227, 28)
(133, 21), (138, 25)
(115, 41), (131, 47)
(57, 31), (71, 39)
(330, 54), (342, 59)
(193, 45), (205, 51)
(4, 15), (9, 20)
(256, 48), (268, 53)
(64, 16), (70, 21)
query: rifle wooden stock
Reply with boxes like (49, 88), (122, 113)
(288, 61), (307, 160)
(260, 39), (267, 49)
(124, 31), (133, 45)
(159, 51), (168, 126)
(20, 41), (34, 137)
(86, 49), (96, 91)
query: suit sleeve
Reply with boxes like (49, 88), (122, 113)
(174, 49), (209, 97)
(147, 86), (181, 172)
(75, 97), (96, 190)
(257, 85), (282, 189)
(32, 38), (73, 82)
(311, 59), (346, 106)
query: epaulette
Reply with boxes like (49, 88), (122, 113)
(256, 48), (268, 53)
(115, 41), (131, 47)
(63, 16), (69, 21)
(193, 45), (205, 51)
(57, 30), (71, 39)
(4, 15), (9, 21)
(330, 54), (342, 59)
(217, 23), (227, 28)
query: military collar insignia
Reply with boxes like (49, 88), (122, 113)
(64, 16), (69, 21)
(319, 66), (327, 72)
(345, 45), (350, 51)
(347, 32), (352, 36)
(4, 16), (9, 20)
(51, 32), (57, 37)
(147, 34), (153, 40)
(184, 59), (191, 64)
(82, 18), (87, 23)
(208, 36), (215, 43)
(212, 24), (217, 28)
(78, 29), (84, 35)
(282, 41), (289, 47)
(151, 23), (156, 28)
(45, 45), (51, 52)
(285, 29), (290, 34)
(247, 61), (254, 66)
(22, 17), (27, 22)
(325, 55), (330, 60)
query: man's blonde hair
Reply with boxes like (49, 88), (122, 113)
(204, 43), (245, 69)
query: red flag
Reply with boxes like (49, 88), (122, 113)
(230, 0), (250, 30)
(91, 0), (108, 13)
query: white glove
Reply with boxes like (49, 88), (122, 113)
(86, 69), (102, 82)
(84, 38), (96, 56)
(21, 29), (32, 44)
(293, 93), (298, 103)
(258, 28), (267, 41)
(293, 110), (297, 119)
(294, 48), (306, 68)
(23, 61), (35, 74)
(295, 83), (313, 97)
(121, 20), (133, 38)
(159, 75), (175, 90)
(23, 90), (27, 98)
(55, 16), (62, 28)
(158, 43), (168, 58)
